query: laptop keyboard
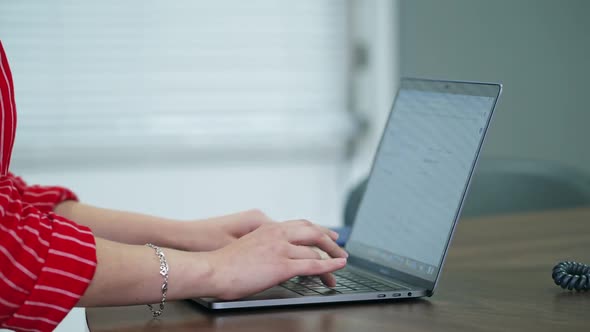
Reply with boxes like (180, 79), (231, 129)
(279, 270), (406, 296)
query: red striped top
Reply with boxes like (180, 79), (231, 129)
(0, 41), (97, 332)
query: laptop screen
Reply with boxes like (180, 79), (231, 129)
(346, 79), (500, 283)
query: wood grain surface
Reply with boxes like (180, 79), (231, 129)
(87, 207), (590, 332)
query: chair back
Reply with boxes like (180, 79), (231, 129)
(343, 158), (590, 226)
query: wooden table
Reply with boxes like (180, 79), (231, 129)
(87, 207), (590, 331)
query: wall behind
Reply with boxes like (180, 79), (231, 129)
(400, 0), (590, 172)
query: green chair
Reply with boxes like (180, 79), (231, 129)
(344, 158), (590, 227)
(461, 158), (590, 217)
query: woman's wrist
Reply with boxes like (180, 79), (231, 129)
(79, 239), (219, 306)
(178, 251), (219, 298)
(172, 209), (273, 252)
(156, 220), (192, 251)
(163, 220), (215, 252)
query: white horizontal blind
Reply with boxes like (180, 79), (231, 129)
(0, 0), (354, 166)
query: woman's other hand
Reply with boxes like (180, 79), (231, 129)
(176, 209), (274, 251)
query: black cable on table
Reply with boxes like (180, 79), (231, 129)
(552, 261), (590, 291)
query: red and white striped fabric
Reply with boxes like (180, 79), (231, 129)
(0, 41), (97, 332)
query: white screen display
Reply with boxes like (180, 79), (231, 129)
(347, 88), (496, 281)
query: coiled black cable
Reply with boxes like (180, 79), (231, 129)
(552, 261), (590, 291)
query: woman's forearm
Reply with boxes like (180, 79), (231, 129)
(54, 201), (273, 252)
(78, 237), (215, 307)
(80, 221), (347, 306)
(54, 201), (185, 249)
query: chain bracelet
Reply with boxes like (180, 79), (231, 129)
(145, 243), (169, 318)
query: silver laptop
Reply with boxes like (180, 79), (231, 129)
(195, 78), (502, 309)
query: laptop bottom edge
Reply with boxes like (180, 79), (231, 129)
(194, 289), (428, 310)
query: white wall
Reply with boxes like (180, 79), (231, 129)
(400, 0), (590, 172)
(1, 2), (400, 331)
(21, 158), (349, 228)
(347, 0), (400, 183)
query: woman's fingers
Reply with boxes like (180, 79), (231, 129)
(288, 258), (347, 278)
(314, 224), (340, 241)
(285, 223), (348, 259)
(284, 220), (339, 241)
(319, 273), (337, 287)
(288, 245), (338, 287)
(288, 245), (322, 260)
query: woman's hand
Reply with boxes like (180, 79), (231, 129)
(80, 222), (346, 307)
(176, 209), (275, 252)
(204, 219), (348, 300)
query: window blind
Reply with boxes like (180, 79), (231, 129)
(0, 0), (355, 166)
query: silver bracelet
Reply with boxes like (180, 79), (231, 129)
(145, 243), (169, 318)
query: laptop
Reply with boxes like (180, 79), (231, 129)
(195, 78), (502, 309)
